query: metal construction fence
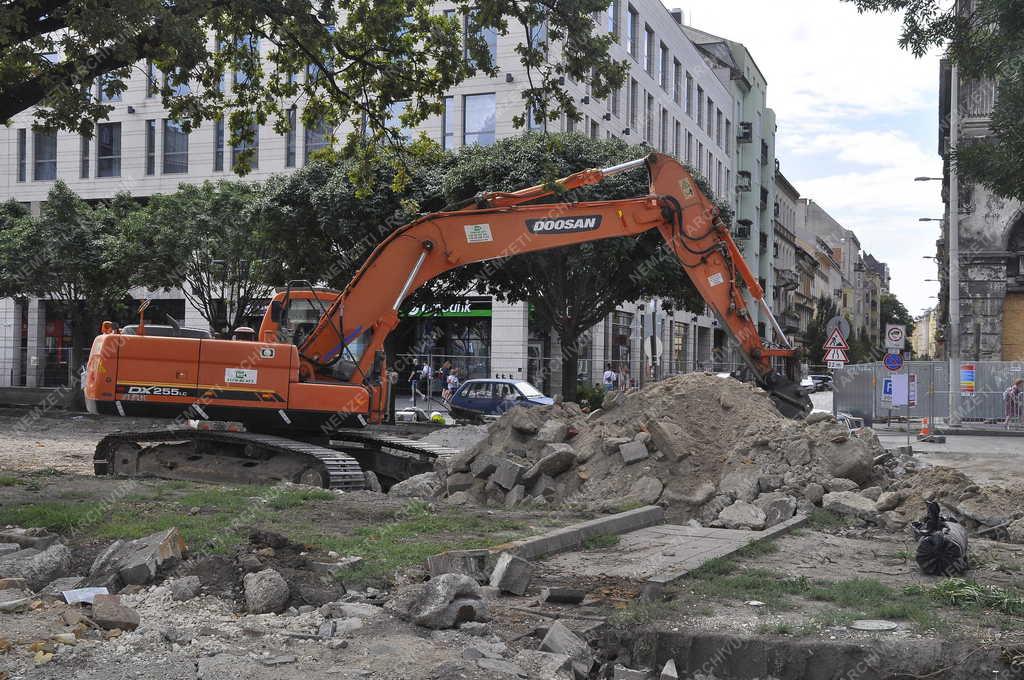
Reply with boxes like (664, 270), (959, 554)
(0, 347), (91, 389)
(834, 361), (1024, 427)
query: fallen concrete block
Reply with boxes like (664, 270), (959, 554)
(489, 553), (533, 595)
(618, 440), (649, 465)
(425, 549), (490, 583)
(88, 528), (185, 589)
(491, 460), (527, 491)
(0, 529), (60, 550)
(243, 568), (290, 614)
(0, 588), (31, 612)
(536, 419), (569, 444)
(660, 659), (679, 680)
(717, 500), (767, 530)
(524, 446), (576, 482)
(0, 544), (20, 557)
(91, 594), (140, 631)
(0, 543), (72, 590)
(505, 484), (526, 508)
(822, 491), (879, 522)
(38, 576), (85, 600)
(384, 573), (488, 629)
(388, 472), (442, 498)
(446, 472), (476, 494)
(753, 492), (797, 528)
(825, 477), (859, 493)
(540, 620), (592, 666)
(508, 407), (540, 435)
(470, 455), (499, 479)
(539, 587), (585, 605)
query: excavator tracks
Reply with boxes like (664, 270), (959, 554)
(94, 430), (367, 491)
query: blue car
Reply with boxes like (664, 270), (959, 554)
(449, 379), (554, 419)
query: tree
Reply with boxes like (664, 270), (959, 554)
(436, 133), (727, 401)
(0, 183), (153, 388)
(804, 295), (840, 367)
(879, 292), (915, 341)
(846, 0), (1024, 201)
(143, 181), (274, 335)
(0, 0), (627, 184)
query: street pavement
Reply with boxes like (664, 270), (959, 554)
(812, 390), (1024, 487)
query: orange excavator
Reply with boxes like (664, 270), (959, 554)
(84, 152), (810, 489)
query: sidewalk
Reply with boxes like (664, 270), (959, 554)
(873, 422), (1024, 437)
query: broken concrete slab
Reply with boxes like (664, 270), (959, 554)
(505, 485), (526, 508)
(88, 528), (185, 589)
(536, 419), (569, 444)
(477, 658), (527, 677)
(753, 492), (798, 528)
(170, 575), (201, 601)
(0, 544), (20, 557)
(470, 455), (499, 479)
(425, 549), (490, 583)
(446, 472), (476, 494)
(385, 573), (488, 629)
(0, 529), (60, 550)
(717, 500), (767, 530)
(523, 446), (576, 482)
(489, 553), (533, 596)
(491, 459), (527, 491)
(539, 587), (585, 605)
(618, 440), (649, 465)
(388, 472), (442, 498)
(508, 407), (541, 435)
(38, 576), (85, 600)
(515, 650), (573, 679)
(91, 594), (140, 631)
(508, 506), (665, 561)
(540, 620), (592, 666)
(823, 491), (880, 522)
(0, 588), (31, 612)
(0, 542), (72, 590)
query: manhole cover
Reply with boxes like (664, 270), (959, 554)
(850, 619), (898, 631)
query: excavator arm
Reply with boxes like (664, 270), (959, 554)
(299, 152), (810, 417)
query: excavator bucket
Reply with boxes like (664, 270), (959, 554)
(760, 371), (813, 419)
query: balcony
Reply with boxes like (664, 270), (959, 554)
(776, 269), (799, 290)
(780, 311), (801, 332)
(734, 224), (751, 240)
(737, 122), (753, 144)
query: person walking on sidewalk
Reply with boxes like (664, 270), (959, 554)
(1003, 378), (1024, 429)
(408, 363), (421, 407)
(602, 364), (616, 393)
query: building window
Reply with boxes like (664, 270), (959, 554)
(707, 99), (714, 135)
(80, 135), (89, 179)
(725, 119), (732, 154)
(443, 96), (455, 149)
(672, 60), (682, 105)
(697, 141), (703, 173)
(285, 108), (297, 168)
(304, 120), (330, 163)
(716, 110), (723, 147)
(527, 104), (546, 133)
(465, 12), (497, 68)
(610, 87), (620, 117)
(463, 93), (496, 146)
(659, 43), (669, 90)
(145, 120), (156, 175)
(628, 78), (638, 128)
(97, 74), (121, 103)
(708, 151), (714, 182)
(234, 35), (258, 88)
(658, 108), (668, 151)
(673, 120), (681, 158)
(590, 119), (599, 139)
(627, 5), (638, 59)
(607, 0), (619, 36)
(717, 160), (723, 194)
(33, 130), (57, 181)
(566, 115), (575, 133)
(166, 69), (191, 97)
(643, 26), (654, 74)
(17, 129), (26, 182)
(162, 119), (189, 174)
(686, 131), (693, 164)
(685, 73), (694, 117)
(610, 311), (633, 373)
(696, 86), (704, 127)
(96, 123), (121, 177)
(644, 93), (653, 142)
(232, 124), (259, 170)
(214, 120), (224, 171)
(146, 61), (159, 97)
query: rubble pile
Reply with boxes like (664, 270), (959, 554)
(420, 374), (884, 528)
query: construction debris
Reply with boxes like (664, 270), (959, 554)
(384, 573), (489, 629)
(490, 553), (533, 595)
(243, 568), (290, 614)
(88, 527), (186, 590)
(91, 593), (140, 631)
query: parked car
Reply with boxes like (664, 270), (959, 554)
(448, 379), (554, 419)
(801, 374), (834, 392)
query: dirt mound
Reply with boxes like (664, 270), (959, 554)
(434, 374), (884, 526)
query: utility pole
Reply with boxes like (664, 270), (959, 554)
(948, 63), (961, 426)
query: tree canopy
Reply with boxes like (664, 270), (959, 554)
(847, 0), (1024, 201)
(0, 0), (626, 181)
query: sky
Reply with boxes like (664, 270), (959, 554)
(668, 0), (945, 317)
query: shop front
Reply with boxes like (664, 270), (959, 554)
(394, 297), (493, 388)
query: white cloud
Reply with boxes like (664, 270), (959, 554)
(666, 0), (945, 314)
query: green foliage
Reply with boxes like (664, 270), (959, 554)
(803, 296), (840, 367)
(846, 0), (1024, 202)
(143, 181), (273, 334)
(911, 578), (1024, 616)
(575, 383), (606, 410)
(582, 533), (620, 550)
(0, 0), (626, 189)
(880, 292), (915, 341)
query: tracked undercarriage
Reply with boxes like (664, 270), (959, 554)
(94, 425), (459, 490)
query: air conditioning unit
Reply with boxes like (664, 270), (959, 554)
(581, 95), (590, 104)
(602, 112), (612, 121)
(737, 122), (753, 144)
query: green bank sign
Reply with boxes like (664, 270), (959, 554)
(406, 297), (492, 318)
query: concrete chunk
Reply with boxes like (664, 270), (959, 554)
(540, 620), (591, 665)
(446, 472), (476, 494)
(38, 576), (85, 600)
(618, 440), (649, 465)
(717, 500), (767, 530)
(660, 659), (679, 680)
(91, 594), (140, 631)
(425, 549), (490, 583)
(243, 568), (290, 614)
(470, 455), (499, 479)
(489, 552), (533, 595)
(823, 491), (879, 522)
(384, 573), (488, 629)
(614, 666), (651, 679)
(88, 528), (185, 589)
(491, 460), (527, 491)
(0, 543), (72, 590)
(505, 485), (526, 508)
(539, 587), (585, 605)
(524, 445), (577, 482)
(536, 419), (569, 444)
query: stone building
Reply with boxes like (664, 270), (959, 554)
(937, 55), (1023, 361)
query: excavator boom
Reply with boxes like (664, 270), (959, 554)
(298, 152), (810, 417)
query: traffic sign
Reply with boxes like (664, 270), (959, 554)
(823, 348), (848, 363)
(883, 352), (903, 372)
(826, 361), (846, 370)
(885, 324), (906, 350)
(823, 328), (849, 350)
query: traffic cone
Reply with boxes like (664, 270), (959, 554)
(919, 417), (930, 438)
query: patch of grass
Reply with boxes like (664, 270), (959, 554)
(806, 508), (855, 529)
(303, 504), (527, 586)
(0, 501), (91, 534)
(758, 622), (795, 636)
(735, 539), (778, 558)
(612, 500), (649, 513)
(689, 556), (738, 578)
(0, 475), (25, 487)
(266, 488), (334, 510)
(608, 599), (676, 626)
(582, 533), (620, 550)
(911, 578), (1024, 616)
(687, 568), (811, 608)
(26, 467), (63, 477)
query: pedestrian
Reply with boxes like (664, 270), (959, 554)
(408, 362), (421, 406)
(420, 361), (432, 401)
(444, 368), (460, 404)
(620, 366), (631, 391)
(602, 363), (616, 392)
(1003, 378), (1024, 429)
